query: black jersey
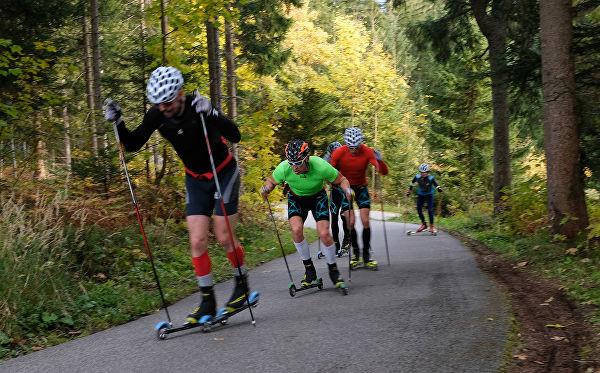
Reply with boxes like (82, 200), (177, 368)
(116, 95), (240, 175)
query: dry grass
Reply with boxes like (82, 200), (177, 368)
(0, 190), (86, 339)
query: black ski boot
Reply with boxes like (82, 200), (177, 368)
(225, 274), (249, 312)
(187, 286), (216, 324)
(300, 259), (317, 287)
(327, 263), (344, 288)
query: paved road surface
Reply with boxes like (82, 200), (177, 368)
(0, 211), (508, 373)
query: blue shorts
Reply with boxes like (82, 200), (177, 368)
(185, 165), (240, 216)
(288, 189), (330, 222)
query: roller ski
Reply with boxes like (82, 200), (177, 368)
(288, 259), (323, 297)
(201, 291), (260, 332)
(407, 223), (437, 236)
(155, 293), (259, 338)
(328, 263), (348, 295)
(156, 276), (258, 338)
(350, 250), (378, 271)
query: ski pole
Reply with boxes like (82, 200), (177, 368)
(196, 92), (255, 326)
(436, 188), (442, 231)
(107, 99), (172, 325)
(377, 175), (390, 266)
(344, 190), (353, 282)
(264, 196), (295, 284)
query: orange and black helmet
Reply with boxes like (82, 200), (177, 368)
(285, 139), (309, 165)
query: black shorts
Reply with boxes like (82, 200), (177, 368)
(341, 185), (370, 212)
(329, 185), (349, 216)
(185, 165), (240, 216)
(288, 189), (330, 222)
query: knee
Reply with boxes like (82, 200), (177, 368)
(291, 227), (303, 241)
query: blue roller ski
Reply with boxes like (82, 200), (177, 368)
(155, 291), (260, 339)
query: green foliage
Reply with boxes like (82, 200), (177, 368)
(500, 169), (547, 235)
(0, 184), (313, 359)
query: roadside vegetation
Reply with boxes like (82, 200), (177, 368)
(0, 182), (315, 360)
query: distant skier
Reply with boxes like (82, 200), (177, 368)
(329, 127), (389, 270)
(261, 139), (352, 290)
(406, 163), (442, 233)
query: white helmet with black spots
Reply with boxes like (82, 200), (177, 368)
(344, 127), (363, 148)
(327, 141), (342, 154)
(418, 163), (430, 173)
(146, 66), (184, 104)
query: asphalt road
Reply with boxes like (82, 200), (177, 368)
(0, 211), (509, 373)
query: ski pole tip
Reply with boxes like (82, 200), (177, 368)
(251, 320), (256, 326)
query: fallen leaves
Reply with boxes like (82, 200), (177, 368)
(565, 247), (578, 255)
(540, 296), (554, 306)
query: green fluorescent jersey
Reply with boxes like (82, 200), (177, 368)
(272, 156), (338, 196)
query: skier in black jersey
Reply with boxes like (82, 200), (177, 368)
(322, 142), (351, 256)
(104, 66), (250, 324)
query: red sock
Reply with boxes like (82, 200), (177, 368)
(227, 246), (245, 268)
(192, 252), (212, 276)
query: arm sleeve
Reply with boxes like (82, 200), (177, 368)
(432, 177), (439, 188)
(377, 160), (389, 175)
(211, 112), (241, 143)
(408, 176), (417, 190)
(116, 110), (160, 152)
(366, 147), (378, 169)
(329, 148), (339, 167)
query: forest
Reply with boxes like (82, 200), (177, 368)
(0, 0), (599, 362)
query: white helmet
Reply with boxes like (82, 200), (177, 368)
(344, 127), (363, 148)
(418, 163), (430, 173)
(146, 66), (184, 104)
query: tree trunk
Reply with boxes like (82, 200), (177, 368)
(470, 0), (511, 214)
(160, 0), (168, 64)
(90, 0), (110, 196)
(224, 15), (238, 159)
(10, 131), (16, 170)
(206, 21), (222, 109)
(82, 7), (98, 157)
(62, 106), (71, 172)
(35, 113), (48, 180)
(540, 0), (589, 238)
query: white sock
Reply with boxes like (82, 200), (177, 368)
(294, 239), (311, 260)
(323, 242), (337, 264)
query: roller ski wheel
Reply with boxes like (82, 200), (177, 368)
(317, 251), (325, 259)
(202, 291), (260, 333)
(336, 282), (349, 295)
(288, 278), (323, 297)
(406, 230), (414, 235)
